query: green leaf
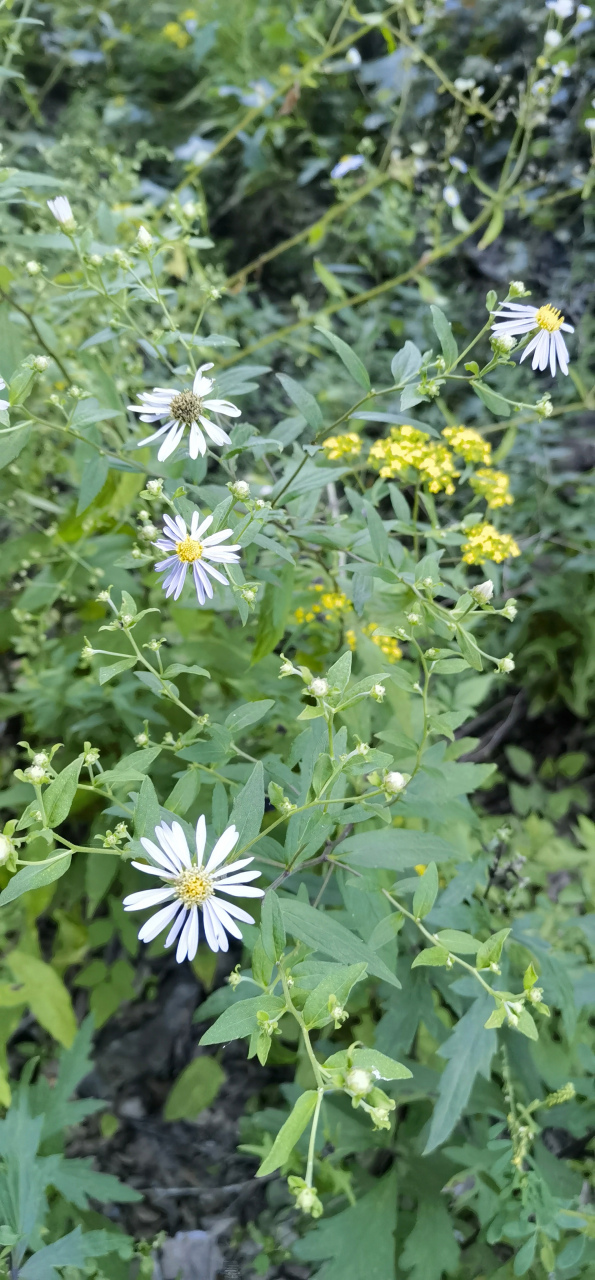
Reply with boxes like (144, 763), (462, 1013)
(276, 372), (323, 431)
(516, 1007), (538, 1040)
(257, 1090), (318, 1176)
(230, 760), (264, 849)
(8, 950), (77, 1047)
(0, 854), (71, 906)
(251, 563), (295, 665)
(76, 454), (109, 514)
(43, 754), (84, 827)
(199, 995), (286, 1045)
(324, 1047), (411, 1081)
(163, 662), (210, 679)
(0, 424), (31, 470)
(456, 626), (483, 672)
(133, 774), (161, 839)
(280, 897), (400, 988)
(430, 305), (458, 366)
(19, 1228), (128, 1279)
(399, 1200), (459, 1280)
(70, 397), (122, 429)
(476, 927), (511, 970)
(391, 341), (422, 385)
(165, 767), (201, 816)
(164, 1056), (226, 1120)
(471, 379), (511, 416)
(303, 962), (367, 1028)
(326, 648), (352, 693)
(412, 862), (438, 919)
(313, 260), (347, 300)
(411, 946), (450, 968)
(340, 829), (457, 870)
(225, 699), (275, 734)
(435, 929), (480, 955)
(315, 325), (371, 390)
(98, 656), (136, 685)
(261, 889), (286, 962)
(424, 996), (496, 1153)
(293, 1169), (398, 1280)
(514, 1235), (537, 1276)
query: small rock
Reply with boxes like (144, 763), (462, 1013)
(119, 1096), (145, 1119)
(154, 1229), (224, 1280)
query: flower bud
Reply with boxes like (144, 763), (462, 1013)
(135, 731), (149, 747)
(384, 771), (407, 795)
(228, 479), (250, 500)
(471, 580), (494, 605)
(501, 599), (517, 620)
(26, 260), (41, 275)
(490, 332), (516, 356)
(240, 585), (257, 605)
(84, 748), (100, 766)
(509, 280), (527, 298)
(136, 225), (153, 250)
(345, 1067), (373, 1097)
(145, 478), (164, 497)
(497, 654), (515, 674)
(370, 683), (385, 702)
(0, 833), (15, 866)
(24, 764), (48, 784)
(32, 355), (50, 371)
(443, 185), (460, 208)
(309, 677), (329, 697)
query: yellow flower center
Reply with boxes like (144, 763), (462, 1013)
(170, 389), (201, 424)
(176, 536), (204, 562)
(175, 867), (213, 907)
(535, 304), (564, 333)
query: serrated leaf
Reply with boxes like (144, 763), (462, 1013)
(293, 1169), (398, 1280)
(257, 1090), (318, 1176)
(8, 951), (76, 1047)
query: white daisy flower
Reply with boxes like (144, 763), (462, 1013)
(443, 184), (460, 207)
(128, 363), (241, 461)
(0, 377), (8, 412)
(47, 196), (76, 230)
(154, 509), (241, 604)
(123, 816), (264, 961)
(546, 0), (573, 14)
(491, 301), (574, 375)
(331, 154), (364, 179)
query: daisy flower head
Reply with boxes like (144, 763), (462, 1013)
(331, 154), (365, 180)
(47, 196), (76, 230)
(123, 816), (264, 961)
(546, 0), (574, 14)
(155, 509), (240, 605)
(0, 377), (8, 413)
(128, 364), (241, 461)
(491, 301), (574, 376)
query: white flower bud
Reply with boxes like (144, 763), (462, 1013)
(471, 580), (494, 604)
(136, 225), (153, 249)
(370, 683), (385, 701)
(26, 260), (41, 275)
(385, 771), (406, 794)
(32, 356), (50, 371)
(497, 654), (515, 674)
(295, 1185), (322, 1216)
(145, 478), (164, 496)
(84, 748), (100, 766)
(25, 764), (47, 784)
(577, 3), (591, 17)
(345, 46), (362, 66)
(309, 678), (329, 697)
(502, 600), (517, 620)
(585, 118), (595, 132)
(32, 752), (49, 766)
(47, 196), (76, 230)
(544, 29), (563, 46)
(0, 833), (14, 866)
(345, 1067), (373, 1096)
(135, 732), (149, 747)
(228, 479), (250, 500)
(509, 280), (527, 297)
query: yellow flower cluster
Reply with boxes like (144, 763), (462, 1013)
(469, 468), (513, 509)
(368, 426), (459, 494)
(294, 586), (350, 624)
(462, 522), (521, 565)
(363, 623), (403, 662)
(442, 425), (491, 464)
(322, 432), (362, 461)
(162, 11), (196, 46)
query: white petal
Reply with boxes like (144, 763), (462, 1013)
(202, 528), (235, 546)
(203, 398), (242, 417)
(123, 885), (176, 911)
(205, 824), (239, 873)
(155, 823), (186, 870)
(554, 330), (569, 374)
(140, 836), (179, 873)
(166, 820), (193, 868)
(216, 883), (264, 898)
(201, 561), (228, 585)
(193, 563), (207, 604)
(164, 513), (187, 539)
(198, 415), (231, 446)
(536, 331), (550, 371)
(209, 896), (243, 940)
(165, 905), (187, 948)
(195, 814), (207, 866)
(211, 896), (255, 925)
(214, 868), (262, 886)
(176, 910), (193, 963)
(202, 899), (221, 952)
(189, 421), (206, 457)
(204, 546), (240, 563)
(493, 303), (537, 316)
(195, 514), (214, 539)
(519, 332), (541, 364)
(186, 905), (199, 960)
(138, 900), (180, 943)
(158, 422), (186, 461)
(211, 855), (254, 879)
(137, 422), (173, 447)
(131, 861), (175, 878)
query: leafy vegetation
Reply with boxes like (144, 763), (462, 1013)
(0, 0), (594, 1277)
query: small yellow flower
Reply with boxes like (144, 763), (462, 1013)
(322, 432), (362, 462)
(469, 468), (513, 509)
(179, 7), (197, 18)
(368, 426), (458, 494)
(414, 864), (426, 876)
(345, 628), (357, 651)
(320, 591), (349, 613)
(442, 425), (491, 465)
(462, 522), (520, 565)
(162, 21), (190, 47)
(363, 623), (402, 662)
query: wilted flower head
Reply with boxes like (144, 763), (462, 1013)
(128, 364), (241, 461)
(123, 815), (264, 961)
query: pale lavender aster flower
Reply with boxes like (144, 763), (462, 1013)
(154, 509), (240, 605)
(331, 154), (364, 179)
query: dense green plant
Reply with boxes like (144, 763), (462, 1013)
(0, 1), (594, 1278)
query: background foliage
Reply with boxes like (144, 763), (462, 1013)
(0, 0), (594, 1277)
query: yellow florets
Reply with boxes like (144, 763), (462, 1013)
(162, 20), (190, 47)
(322, 432), (362, 461)
(469, 468), (513, 509)
(442, 425), (492, 465)
(363, 623), (403, 662)
(345, 629), (357, 651)
(368, 426), (459, 494)
(462, 523), (521, 565)
(294, 587), (350, 625)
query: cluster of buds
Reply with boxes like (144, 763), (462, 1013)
(140, 477), (164, 500)
(240, 585), (258, 607)
(490, 332), (516, 359)
(534, 392), (554, 419)
(83, 745), (100, 768)
(227, 964), (243, 990)
(288, 1176), (323, 1219)
(327, 994), (348, 1030)
(496, 653), (515, 674)
(268, 781), (298, 816)
(227, 479), (250, 502)
(370, 682), (385, 702)
(98, 823), (130, 849)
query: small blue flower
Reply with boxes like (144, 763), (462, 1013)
(330, 154), (365, 180)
